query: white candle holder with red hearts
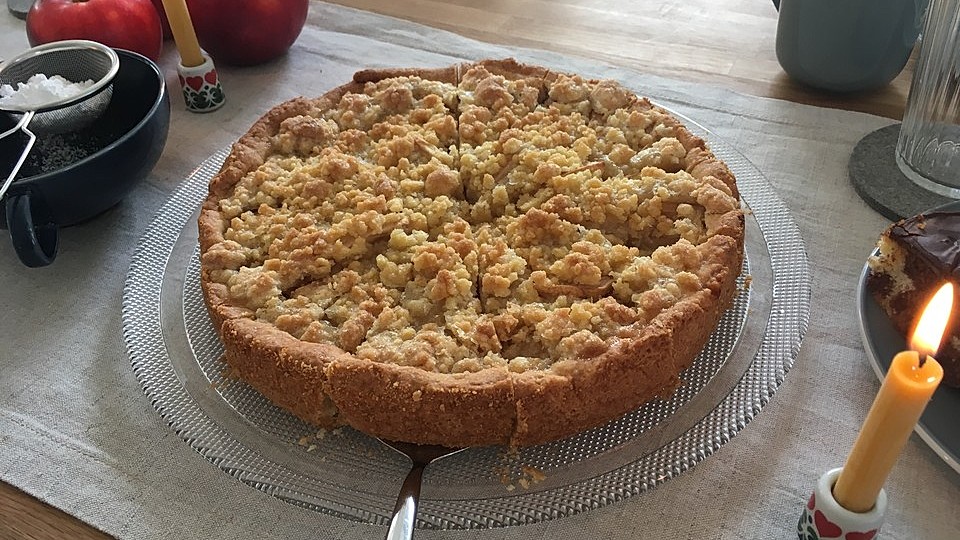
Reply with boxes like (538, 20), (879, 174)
(176, 52), (224, 113)
(798, 468), (886, 540)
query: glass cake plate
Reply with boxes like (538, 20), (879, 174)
(122, 111), (811, 529)
(856, 201), (960, 475)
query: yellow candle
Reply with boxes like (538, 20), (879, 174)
(159, 0), (205, 67)
(833, 283), (950, 513)
(833, 351), (943, 511)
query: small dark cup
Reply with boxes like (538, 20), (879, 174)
(0, 48), (170, 267)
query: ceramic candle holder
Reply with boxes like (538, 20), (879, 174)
(176, 53), (225, 113)
(798, 468), (886, 540)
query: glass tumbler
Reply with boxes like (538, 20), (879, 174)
(7, 0), (31, 19)
(896, 0), (960, 198)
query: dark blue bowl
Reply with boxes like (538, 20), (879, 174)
(0, 48), (170, 267)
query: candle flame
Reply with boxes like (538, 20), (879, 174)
(909, 283), (954, 358)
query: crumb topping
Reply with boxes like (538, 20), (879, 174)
(202, 69), (741, 376)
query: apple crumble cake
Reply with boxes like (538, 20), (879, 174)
(198, 59), (745, 447)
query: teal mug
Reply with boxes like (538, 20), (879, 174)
(775, 0), (927, 93)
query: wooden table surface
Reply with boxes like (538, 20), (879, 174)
(0, 0), (914, 538)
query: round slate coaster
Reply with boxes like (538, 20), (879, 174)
(850, 124), (954, 221)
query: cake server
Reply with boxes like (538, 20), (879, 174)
(380, 440), (465, 540)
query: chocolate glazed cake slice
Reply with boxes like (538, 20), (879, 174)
(867, 211), (960, 387)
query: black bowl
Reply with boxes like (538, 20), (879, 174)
(0, 48), (170, 267)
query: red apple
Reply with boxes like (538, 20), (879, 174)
(186, 0), (308, 66)
(150, 0), (173, 40)
(26, 0), (163, 61)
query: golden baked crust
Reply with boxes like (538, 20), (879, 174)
(199, 59), (745, 448)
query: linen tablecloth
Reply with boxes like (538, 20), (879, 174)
(1, 3), (958, 539)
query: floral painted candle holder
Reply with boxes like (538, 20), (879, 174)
(176, 53), (225, 113)
(798, 468), (887, 540)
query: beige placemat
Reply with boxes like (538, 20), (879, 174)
(1, 3), (958, 539)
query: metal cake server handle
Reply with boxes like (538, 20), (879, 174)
(381, 440), (464, 540)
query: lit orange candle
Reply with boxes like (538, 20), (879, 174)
(833, 283), (950, 512)
(159, 0), (205, 67)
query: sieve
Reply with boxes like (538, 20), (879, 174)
(0, 39), (119, 202)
